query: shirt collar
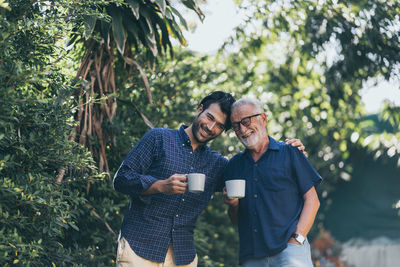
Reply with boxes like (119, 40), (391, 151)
(267, 136), (280, 151)
(178, 125), (207, 152)
(243, 135), (280, 156)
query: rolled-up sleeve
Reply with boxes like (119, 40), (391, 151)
(113, 129), (160, 201)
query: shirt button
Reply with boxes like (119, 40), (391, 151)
(254, 163), (258, 167)
(172, 229), (175, 232)
(176, 214), (179, 217)
(254, 229), (258, 233)
(190, 152), (192, 154)
(182, 144), (185, 146)
(254, 178), (258, 182)
(182, 198), (185, 201)
(254, 194), (258, 198)
(254, 212), (257, 216)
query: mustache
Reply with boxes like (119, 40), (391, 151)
(202, 125), (214, 136)
(239, 130), (253, 138)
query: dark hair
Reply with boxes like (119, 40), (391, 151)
(198, 91), (236, 130)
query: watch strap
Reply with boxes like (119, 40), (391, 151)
(291, 233), (306, 245)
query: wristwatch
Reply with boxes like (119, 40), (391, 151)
(291, 233), (306, 245)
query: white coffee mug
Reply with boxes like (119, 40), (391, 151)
(225, 179), (246, 198)
(187, 173), (206, 193)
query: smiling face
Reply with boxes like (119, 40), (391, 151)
(191, 103), (227, 145)
(231, 103), (268, 150)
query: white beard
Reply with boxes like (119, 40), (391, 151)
(239, 130), (260, 149)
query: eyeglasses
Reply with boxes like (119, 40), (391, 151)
(231, 113), (262, 132)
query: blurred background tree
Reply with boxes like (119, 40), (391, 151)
(62, 0), (204, 176)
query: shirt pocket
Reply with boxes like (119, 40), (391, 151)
(260, 167), (286, 192)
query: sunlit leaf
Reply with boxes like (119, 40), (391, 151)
(83, 15), (97, 40)
(154, 0), (166, 15)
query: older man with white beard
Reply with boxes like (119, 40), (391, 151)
(223, 98), (322, 267)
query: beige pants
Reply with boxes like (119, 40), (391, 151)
(116, 237), (198, 267)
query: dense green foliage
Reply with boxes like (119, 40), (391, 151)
(0, 1), (108, 265)
(66, 0), (204, 174)
(0, 1), (203, 266)
(1, 0), (399, 266)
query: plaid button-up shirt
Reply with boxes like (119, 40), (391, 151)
(113, 125), (227, 265)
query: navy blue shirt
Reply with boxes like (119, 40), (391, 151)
(224, 137), (322, 264)
(113, 126), (227, 265)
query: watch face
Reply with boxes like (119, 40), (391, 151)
(294, 234), (305, 244)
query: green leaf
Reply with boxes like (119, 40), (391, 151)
(69, 223), (79, 231)
(138, 19), (150, 36)
(0, 0), (10, 10)
(138, 7), (158, 56)
(165, 7), (173, 20)
(168, 18), (186, 46)
(100, 20), (111, 43)
(110, 7), (126, 54)
(153, 25), (162, 54)
(139, 6), (155, 35)
(83, 15), (97, 40)
(154, 0), (166, 15)
(154, 16), (172, 52)
(125, 18), (139, 40)
(145, 36), (158, 57)
(170, 6), (188, 31)
(127, 0), (140, 20)
(181, 0), (204, 21)
(66, 33), (79, 48)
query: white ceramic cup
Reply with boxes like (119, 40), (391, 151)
(187, 173), (206, 193)
(225, 179), (246, 198)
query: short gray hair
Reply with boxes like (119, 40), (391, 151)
(231, 97), (264, 113)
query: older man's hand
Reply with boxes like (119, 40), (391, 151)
(223, 187), (239, 207)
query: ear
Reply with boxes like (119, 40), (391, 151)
(197, 104), (204, 114)
(261, 112), (267, 124)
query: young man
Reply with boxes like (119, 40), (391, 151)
(114, 91), (304, 267)
(224, 98), (322, 267)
